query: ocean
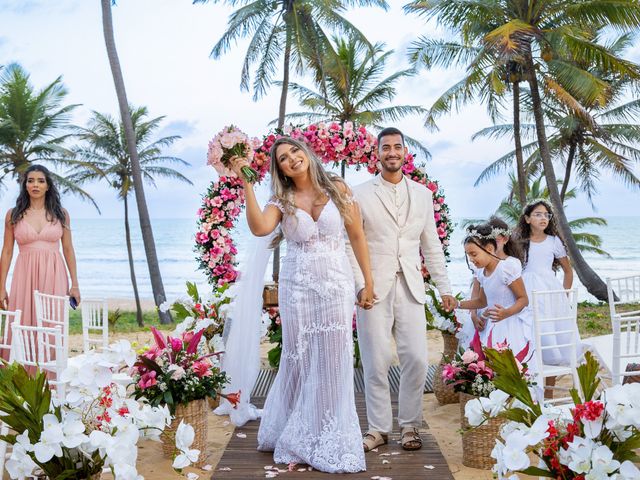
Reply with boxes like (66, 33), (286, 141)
(7, 216), (639, 303)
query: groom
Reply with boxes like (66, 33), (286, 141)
(347, 127), (455, 452)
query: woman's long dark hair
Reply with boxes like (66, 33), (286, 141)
(515, 200), (566, 271)
(11, 165), (67, 228)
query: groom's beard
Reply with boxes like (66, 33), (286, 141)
(382, 163), (403, 173)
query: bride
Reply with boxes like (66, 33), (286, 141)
(229, 137), (375, 473)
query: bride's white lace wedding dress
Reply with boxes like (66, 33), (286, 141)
(257, 197), (366, 473)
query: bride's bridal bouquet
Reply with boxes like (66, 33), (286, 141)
(207, 125), (261, 183)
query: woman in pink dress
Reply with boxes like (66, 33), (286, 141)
(0, 165), (80, 359)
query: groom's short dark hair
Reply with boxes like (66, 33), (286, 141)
(377, 127), (405, 147)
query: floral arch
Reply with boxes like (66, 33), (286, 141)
(195, 122), (453, 288)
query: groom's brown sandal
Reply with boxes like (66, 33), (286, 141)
(401, 427), (422, 451)
(362, 431), (388, 452)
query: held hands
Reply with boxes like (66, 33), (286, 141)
(441, 295), (457, 313)
(471, 311), (486, 331)
(228, 155), (251, 180)
(357, 285), (378, 310)
(485, 304), (508, 322)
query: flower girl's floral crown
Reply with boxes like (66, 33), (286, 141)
(466, 227), (511, 240)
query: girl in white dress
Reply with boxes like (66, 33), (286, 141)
(459, 216), (512, 349)
(229, 138), (374, 473)
(455, 223), (535, 367)
(517, 200), (577, 369)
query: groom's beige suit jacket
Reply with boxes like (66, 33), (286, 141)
(348, 175), (451, 300)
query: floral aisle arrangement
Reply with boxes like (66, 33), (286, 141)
(207, 125), (262, 183)
(131, 327), (232, 414)
(466, 350), (640, 479)
(163, 281), (231, 354)
(195, 122), (453, 287)
(0, 348), (201, 480)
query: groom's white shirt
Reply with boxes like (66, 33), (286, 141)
(347, 175), (451, 301)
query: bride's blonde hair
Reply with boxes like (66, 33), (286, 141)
(269, 137), (353, 224)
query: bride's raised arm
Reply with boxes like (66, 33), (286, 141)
(229, 155), (281, 236)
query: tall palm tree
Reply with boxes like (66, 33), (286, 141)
(404, 0), (640, 301)
(404, 10), (530, 203)
(0, 64), (96, 205)
(275, 37), (429, 171)
(101, 0), (171, 323)
(195, 0), (388, 129)
(497, 175), (610, 257)
(196, 0), (388, 282)
(473, 35), (640, 207)
(71, 107), (192, 326)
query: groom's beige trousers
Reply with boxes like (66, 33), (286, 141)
(356, 271), (427, 434)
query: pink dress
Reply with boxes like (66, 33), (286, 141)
(7, 218), (69, 334)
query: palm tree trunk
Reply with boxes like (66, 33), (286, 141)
(560, 141), (577, 203)
(101, 0), (171, 323)
(524, 52), (609, 301)
(124, 195), (144, 327)
(513, 82), (527, 205)
(272, 26), (293, 284)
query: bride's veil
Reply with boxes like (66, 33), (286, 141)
(214, 231), (274, 426)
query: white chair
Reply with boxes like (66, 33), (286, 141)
(532, 288), (582, 404)
(0, 309), (21, 362)
(606, 274), (640, 385)
(81, 299), (109, 353)
(11, 323), (66, 402)
(34, 290), (69, 362)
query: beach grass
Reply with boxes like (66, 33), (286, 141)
(69, 309), (175, 335)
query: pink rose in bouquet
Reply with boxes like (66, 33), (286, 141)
(207, 125), (260, 183)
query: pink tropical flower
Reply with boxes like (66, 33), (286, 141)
(138, 371), (157, 390)
(192, 360), (213, 378)
(442, 364), (462, 380)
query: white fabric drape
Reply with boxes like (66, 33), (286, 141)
(214, 233), (273, 426)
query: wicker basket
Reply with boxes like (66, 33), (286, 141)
(161, 399), (208, 466)
(208, 394), (220, 410)
(433, 362), (459, 405)
(442, 331), (459, 358)
(263, 282), (279, 307)
(459, 392), (505, 469)
(433, 332), (460, 405)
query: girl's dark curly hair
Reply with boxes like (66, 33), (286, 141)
(463, 222), (522, 272)
(515, 200), (567, 271)
(10, 165), (67, 228)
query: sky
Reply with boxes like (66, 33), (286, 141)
(0, 0), (639, 220)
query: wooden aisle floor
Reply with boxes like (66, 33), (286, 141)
(212, 394), (453, 479)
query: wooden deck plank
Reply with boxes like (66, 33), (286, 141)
(212, 394), (453, 479)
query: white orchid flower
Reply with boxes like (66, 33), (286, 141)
(562, 436), (595, 474)
(113, 463), (144, 480)
(617, 460), (640, 479)
(33, 416), (64, 462)
(15, 430), (33, 452)
(589, 445), (620, 477)
(106, 339), (137, 367)
(6, 444), (37, 479)
(501, 430), (530, 471)
(60, 412), (88, 448)
(172, 421), (200, 469)
(464, 398), (486, 426)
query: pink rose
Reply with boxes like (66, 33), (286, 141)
(461, 350), (479, 364)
